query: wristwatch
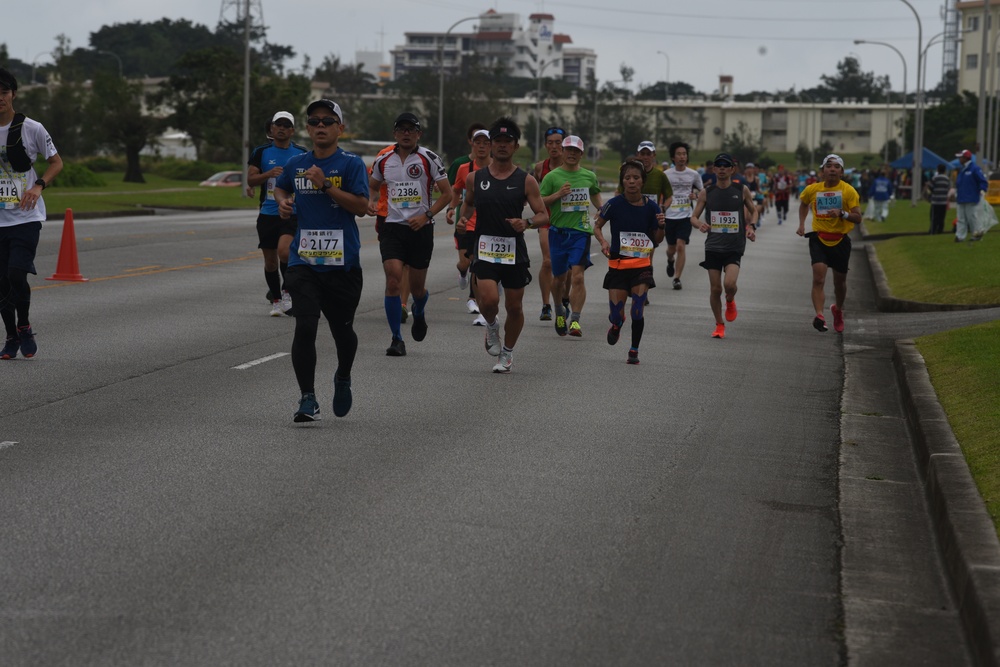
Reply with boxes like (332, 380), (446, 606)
(35, 179), (47, 190)
(426, 213), (435, 223)
(320, 180), (332, 192)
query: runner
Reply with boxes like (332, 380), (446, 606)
(273, 99), (368, 422)
(593, 159), (665, 364)
(449, 128), (491, 325)
(690, 152), (757, 339)
(369, 112), (453, 357)
(539, 135), (602, 337)
(663, 141), (703, 291)
(533, 126), (567, 320)
(248, 111), (308, 316)
(0, 67), (62, 360)
(770, 164), (793, 225)
(368, 143), (411, 324)
(744, 163), (765, 228)
(458, 117), (548, 373)
(797, 154), (862, 333)
(447, 123), (487, 316)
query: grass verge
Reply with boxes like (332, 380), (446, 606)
(916, 321), (1000, 536)
(43, 173), (260, 215)
(872, 233), (1000, 305)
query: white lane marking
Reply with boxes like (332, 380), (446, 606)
(0, 441), (19, 450)
(231, 352), (290, 370)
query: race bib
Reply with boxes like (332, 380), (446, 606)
(670, 193), (690, 211)
(776, 179), (788, 191)
(560, 187), (590, 212)
(389, 181), (421, 208)
(0, 177), (22, 209)
(478, 235), (516, 265)
(618, 231), (653, 258)
(815, 191), (843, 218)
(298, 229), (345, 266)
(710, 210), (739, 234)
(265, 177), (276, 201)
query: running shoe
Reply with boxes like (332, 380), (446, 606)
(627, 348), (640, 365)
(1, 334), (19, 360)
(673, 278), (682, 290)
(607, 322), (622, 345)
(280, 290), (293, 315)
(725, 299), (738, 322)
(555, 314), (568, 336)
(293, 393), (321, 422)
(831, 304), (845, 333)
(562, 298), (570, 313)
(269, 300), (283, 317)
(539, 304), (553, 321)
(813, 315), (828, 332)
(711, 323), (726, 339)
(484, 322), (502, 356)
(17, 326), (35, 358)
(466, 299), (480, 314)
(568, 321), (582, 337)
(458, 271), (469, 290)
(411, 313), (428, 341)
(332, 375), (352, 417)
(667, 258), (675, 277)
(492, 349), (513, 373)
(472, 314), (488, 326)
(386, 338), (407, 356)
(401, 304), (409, 323)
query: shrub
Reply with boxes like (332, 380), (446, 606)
(148, 158), (237, 181)
(78, 156), (125, 173)
(47, 162), (105, 188)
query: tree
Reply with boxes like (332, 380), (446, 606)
(909, 91), (977, 159)
(89, 19), (221, 78)
(603, 64), (654, 160)
(83, 72), (159, 182)
(818, 56), (889, 102)
(721, 121), (765, 166)
(313, 55), (377, 95)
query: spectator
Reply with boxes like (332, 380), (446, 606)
(953, 149), (988, 242)
(926, 164), (950, 235)
(868, 168), (893, 222)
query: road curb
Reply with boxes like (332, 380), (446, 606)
(893, 340), (1000, 667)
(864, 244), (1000, 312)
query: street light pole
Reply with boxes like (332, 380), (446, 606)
(854, 40), (907, 156)
(898, 0), (923, 205)
(96, 49), (123, 78)
(977, 0), (993, 159)
(437, 16), (479, 157)
(656, 50), (670, 102)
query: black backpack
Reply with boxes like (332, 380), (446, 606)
(5, 113), (34, 172)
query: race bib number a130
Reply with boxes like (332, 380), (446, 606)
(815, 192), (843, 217)
(298, 228), (345, 266)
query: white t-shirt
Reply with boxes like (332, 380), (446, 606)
(0, 116), (58, 227)
(664, 166), (704, 220)
(370, 145), (448, 224)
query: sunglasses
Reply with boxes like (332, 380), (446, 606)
(307, 117), (340, 127)
(272, 120), (293, 129)
(714, 161), (734, 168)
(545, 127), (566, 137)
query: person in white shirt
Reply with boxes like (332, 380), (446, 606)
(663, 142), (703, 290)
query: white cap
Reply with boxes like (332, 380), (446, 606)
(637, 140), (655, 153)
(271, 111), (294, 124)
(745, 162), (755, 168)
(306, 99), (345, 125)
(562, 135), (585, 151)
(472, 129), (490, 140)
(822, 153), (845, 168)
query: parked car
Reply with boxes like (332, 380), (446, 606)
(199, 171), (243, 187)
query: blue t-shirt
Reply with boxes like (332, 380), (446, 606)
(275, 148), (369, 271)
(869, 176), (893, 201)
(598, 194), (661, 267)
(248, 141), (308, 215)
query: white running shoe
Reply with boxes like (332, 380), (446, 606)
(484, 322), (502, 356)
(280, 290), (293, 314)
(492, 348), (512, 373)
(458, 271), (469, 290)
(472, 314), (488, 326)
(269, 301), (283, 317)
(467, 299), (480, 314)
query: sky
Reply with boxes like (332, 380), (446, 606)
(4, 0), (950, 97)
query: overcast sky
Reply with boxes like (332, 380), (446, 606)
(5, 0), (950, 97)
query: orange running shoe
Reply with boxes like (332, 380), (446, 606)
(725, 299), (738, 322)
(711, 323), (726, 339)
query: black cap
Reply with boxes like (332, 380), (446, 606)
(0, 67), (18, 91)
(394, 112), (421, 129)
(713, 152), (735, 167)
(489, 116), (521, 142)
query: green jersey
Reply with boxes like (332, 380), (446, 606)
(540, 167), (601, 233)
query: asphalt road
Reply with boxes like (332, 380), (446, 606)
(1, 205), (992, 665)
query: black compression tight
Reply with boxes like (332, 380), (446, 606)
(291, 314), (358, 394)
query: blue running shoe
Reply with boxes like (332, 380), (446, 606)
(333, 375), (352, 417)
(17, 326), (36, 358)
(1, 334), (18, 360)
(293, 393), (321, 422)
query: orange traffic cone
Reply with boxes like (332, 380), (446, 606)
(46, 208), (88, 282)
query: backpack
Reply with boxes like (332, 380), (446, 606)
(5, 113), (34, 172)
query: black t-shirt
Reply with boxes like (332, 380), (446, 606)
(473, 167), (531, 264)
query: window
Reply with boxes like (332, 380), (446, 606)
(967, 16), (979, 31)
(967, 54), (979, 70)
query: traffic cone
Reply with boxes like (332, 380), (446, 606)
(46, 208), (88, 282)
